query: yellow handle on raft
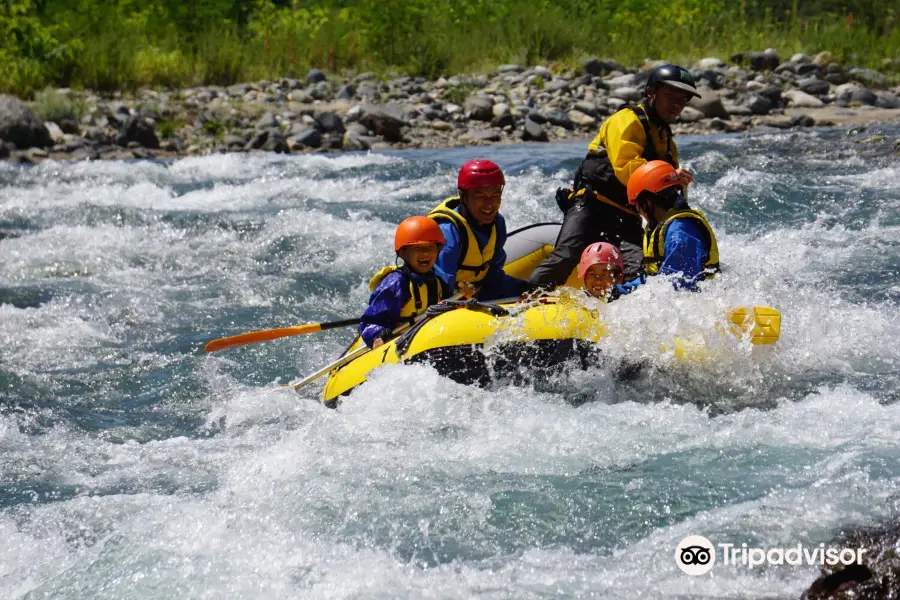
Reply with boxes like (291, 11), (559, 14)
(725, 306), (781, 345)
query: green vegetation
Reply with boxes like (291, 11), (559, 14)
(1, 0), (898, 97)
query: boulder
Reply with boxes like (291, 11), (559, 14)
(677, 107), (704, 122)
(694, 57), (724, 69)
(464, 96), (494, 121)
(812, 51), (836, 66)
(583, 58), (627, 76)
(522, 118), (548, 141)
(497, 64), (524, 73)
(336, 84), (356, 100)
(610, 87), (641, 102)
(689, 90), (730, 119)
(315, 111), (345, 134)
(743, 93), (773, 115)
(567, 109), (597, 127)
(466, 129), (501, 142)
(730, 50), (780, 71)
(546, 109), (574, 129)
(798, 77), (831, 95)
(0, 95), (53, 148)
(790, 53), (812, 64)
(288, 128), (322, 150)
(306, 69), (327, 84)
(848, 67), (887, 88)
(356, 103), (408, 142)
(782, 90), (825, 108)
(850, 87), (878, 106)
(116, 116), (160, 149)
(875, 92), (900, 109)
(255, 112), (278, 129)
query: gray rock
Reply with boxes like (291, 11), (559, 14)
(263, 130), (288, 153)
(315, 111), (345, 134)
(850, 87), (878, 106)
(256, 112), (278, 129)
(790, 114), (815, 127)
(0, 95), (53, 148)
(526, 109), (547, 124)
(694, 57), (724, 69)
(774, 63), (796, 75)
(743, 93), (773, 115)
(0, 143), (9, 159)
(782, 90), (824, 108)
(567, 109), (596, 127)
(532, 66), (552, 79)
(692, 69), (724, 89)
(790, 53), (812, 64)
(44, 122), (65, 143)
(467, 129), (501, 142)
(346, 122), (370, 136)
(544, 79), (570, 94)
(288, 90), (314, 103)
(848, 67), (887, 88)
(492, 103), (510, 118)
(583, 58), (627, 76)
(708, 117), (729, 131)
(288, 128), (321, 149)
(573, 101), (598, 117)
(306, 69), (327, 84)
(607, 98), (627, 112)
(796, 63), (822, 76)
(116, 116), (159, 149)
(224, 134), (247, 148)
(756, 85), (783, 105)
(798, 77), (830, 95)
(606, 74), (636, 88)
(677, 107), (704, 122)
(357, 103), (408, 142)
(876, 92), (900, 109)
(688, 90), (730, 119)
(337, 84), (356, 100)
(341, 132), (372, 151)
(730, 50), (780, 71)
(610, 87), (641, 102)
(546, 109), (574, 129)
(245, 130), (269, 150)
(464, 96), (494, 121)
(522, 118), (548, 141)
(497, 64), (524, 73)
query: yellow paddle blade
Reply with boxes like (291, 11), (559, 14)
(726, 306), (781, 345)
(205, 323), (323, 352)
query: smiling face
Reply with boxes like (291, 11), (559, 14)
(461, 185), (503, 225)
(647, 85), (694, 122)
(399, 242), (439, 275)
(583, 264), (621, 298)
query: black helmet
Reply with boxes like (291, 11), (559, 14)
(647, 64), (700, 98)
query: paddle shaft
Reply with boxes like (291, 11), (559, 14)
(205, 317), (362, 352)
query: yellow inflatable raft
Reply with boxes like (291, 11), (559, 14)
(310, 223), (779, 405)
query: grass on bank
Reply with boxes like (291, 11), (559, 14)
(1, 0), (899, 97)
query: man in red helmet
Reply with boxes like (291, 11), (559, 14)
(528, 63), (700, 289)
(429, 159), (531, 301)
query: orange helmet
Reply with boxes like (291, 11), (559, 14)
(627, 160), (682, 205)
(394, 216), (445, 253)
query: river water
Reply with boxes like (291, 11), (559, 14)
(2, 126), (899, 599)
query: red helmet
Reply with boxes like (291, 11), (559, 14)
(627, 160), (681, 205)
(394, 216), (445, 253)
(578, 242), (624, 282)
(458, 159), (505, 190)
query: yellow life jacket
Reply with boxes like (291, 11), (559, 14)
(643, 208), (720, 277)
(574, 104), (678, 214)
(427, 197), (497, 285)
(368, 265), (445, 319)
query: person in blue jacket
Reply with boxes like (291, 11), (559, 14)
(625, 160), (720, 291)
(428, 160), (532, 301)
(359, 216), (450, 348)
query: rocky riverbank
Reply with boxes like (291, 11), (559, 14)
(2, 51), (900, 163)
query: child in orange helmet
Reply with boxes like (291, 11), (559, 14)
(360, 216), (450, 348)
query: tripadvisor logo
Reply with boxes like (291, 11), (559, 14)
(674, 535), (869, 576)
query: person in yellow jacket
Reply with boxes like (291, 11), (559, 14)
(528, 64), (701, 288)
(359, 216), (450, 348)
(626, 160), (719, 291)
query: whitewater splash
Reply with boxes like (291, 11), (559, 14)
(1, 126), (899, 598)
